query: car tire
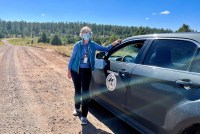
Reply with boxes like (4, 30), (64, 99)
(180, 124), (200, 134)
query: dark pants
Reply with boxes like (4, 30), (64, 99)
(71, 68), (92, 117)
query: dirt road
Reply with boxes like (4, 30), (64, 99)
(0, 40), (139, 134)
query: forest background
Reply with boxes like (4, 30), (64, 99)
(0, 19), (196, 56)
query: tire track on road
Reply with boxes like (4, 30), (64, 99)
(16, 46), (79, 134)
(0, 45), (42, 134)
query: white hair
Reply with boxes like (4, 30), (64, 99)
(80, 26), (92, 37)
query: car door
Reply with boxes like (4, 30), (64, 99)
(125, 39), (200, 133)
(91, 39), (147, 113)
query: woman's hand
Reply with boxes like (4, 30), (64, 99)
(111, 39), (122, 46)
(68, 70), (72, 79)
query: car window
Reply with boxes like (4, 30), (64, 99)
(108, 41), (144, 63)
(190, 49), (200, 73)
(143, 39), (197, 71)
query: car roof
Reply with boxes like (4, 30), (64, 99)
(123, 32), (200, 44)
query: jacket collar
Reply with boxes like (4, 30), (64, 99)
(81, 39), (91, 46)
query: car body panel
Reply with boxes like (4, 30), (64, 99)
(90, 33), (200, 134)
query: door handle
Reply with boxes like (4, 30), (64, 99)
(118, 69), (130, 78)
(175, 79), (200, 90)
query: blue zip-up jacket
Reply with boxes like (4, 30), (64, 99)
(68, 40), (113, 73)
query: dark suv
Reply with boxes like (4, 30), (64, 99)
(90, 33), (200, 134)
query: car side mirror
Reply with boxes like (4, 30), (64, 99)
(96, 52), (105, 59)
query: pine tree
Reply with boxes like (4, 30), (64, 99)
(0, 33), (4, 38)
(51, 34), (62, 45)
(105, 34), (119, 46)
(177, 24), (193, 32)
(38, 32), (49, 43)
(41, 32), (47, 43)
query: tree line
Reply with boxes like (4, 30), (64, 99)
(0, 19), (195, 45)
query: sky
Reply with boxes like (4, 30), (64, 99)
(0, 0), (200, 31)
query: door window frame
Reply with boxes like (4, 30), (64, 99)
(104, 39), (150, 64)
(189, 48), (200, 74)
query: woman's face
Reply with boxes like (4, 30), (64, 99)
(82, 31), (91, 41)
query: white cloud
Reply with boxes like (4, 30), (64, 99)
(145, 18), (149, 20)
(152, 13), (157, 15)
(41, 14), (46, 17)
(160, 10), (170, 15)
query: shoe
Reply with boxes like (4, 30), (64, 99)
(81, 117), (87, 125)
(73, 109), (80, 116)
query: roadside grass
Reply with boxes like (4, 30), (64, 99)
(32, 43), (74, 57)
(8, 38), (74, 57)
(7, 38), (38, 46)
(0, 40), (3, 46)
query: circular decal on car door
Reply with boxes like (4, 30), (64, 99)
(106, 73), (117, 91)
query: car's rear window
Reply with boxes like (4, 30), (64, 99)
(143, 39), (197, 71)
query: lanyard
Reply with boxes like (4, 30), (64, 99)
(83, 46), (89, 63)
(84, 46), (89, 56)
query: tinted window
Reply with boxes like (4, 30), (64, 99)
(190, 49), (200, 73)
(108, 41), (144, 63)
(143, 39), (197, 71)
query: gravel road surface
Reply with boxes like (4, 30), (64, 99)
(0, 40), (140, 134)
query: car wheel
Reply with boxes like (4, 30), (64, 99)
(181, 124), (200, 134)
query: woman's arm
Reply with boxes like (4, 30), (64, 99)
(95, 43), (112, 52)
(94, 39), (122, 52)
(68, 43), (78, 70)
(68, 43), (78, 79)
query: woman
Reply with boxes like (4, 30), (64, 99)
(67, 26), (121, 125)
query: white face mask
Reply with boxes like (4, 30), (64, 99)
(82, 33), (91, 40)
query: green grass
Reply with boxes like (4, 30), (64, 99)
(31, 43), (74, 57)
(0, 40), (3, 46)
(8, 38), (38, 46)
(8, 38), (74, 57)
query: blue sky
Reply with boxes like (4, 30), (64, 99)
(0, 0), (200, 31)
